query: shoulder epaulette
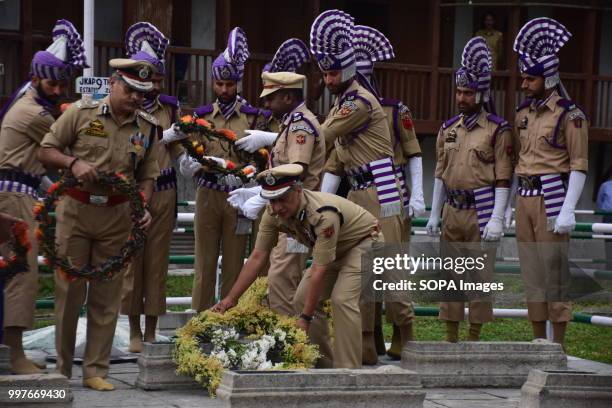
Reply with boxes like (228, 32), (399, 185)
(516, 98), (532, 112)
(442, 115), (461, 129)
(556, 98), (576, 111)
(158, 94), (178, 108)
(289, 112), (318, 137)
(316, 206), (344, 226)
(137, 110), (159, 126)
(379, 97), (401, 107)
(74, 99), (99, 109)
(486, 113), (509, 128)
(239, 104), (260, 115)
(194, 104), (213, 117)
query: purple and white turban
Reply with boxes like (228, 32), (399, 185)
(263, 38), (310, 73)
(353, 25), (394, 76)
(30, 19), (89, 80)
(310, 9), (356, 82)
(212, 27), (249, 82)
(513, 17), (571, 90)
(455, 36), (492, 103)
(126, 22), (169, 75)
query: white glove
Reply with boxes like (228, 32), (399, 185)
(161, 124), (189, 145)
(426, 178), (446, 236)
(406, 157), (426, 218)
(504, 175), (518, 230)
(482, 187), (510, 241)
(204, 156), (228, 169)
(228, 185), (262, 210)
(554, 171), (586, 234)
(321, 172), (341, 194)
(242, 194), (268, 220)
(235, 130), (278, 153)
(179, 152), (201, 178)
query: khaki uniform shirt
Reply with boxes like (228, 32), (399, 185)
(323, 80), (394, 175)
(514, 91), (588, 177)
(195, 100), (269, 168)
(434, 109), (513, 190)
(255, 190), (379, 266)
(380, 100), (422, 166)
(41, 96), (160, 193)
(149, 96), (183, 170)
(0, 87), (56, 176)
(475, 29), (503, 70)
(270, 103), (325, 190)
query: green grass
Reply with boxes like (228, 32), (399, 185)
(34, 274), (612, 364)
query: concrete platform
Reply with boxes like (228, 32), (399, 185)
(16, 349), (612, 408)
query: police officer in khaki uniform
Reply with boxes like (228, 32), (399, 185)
(427, 37), (513, 342)
(118, 22), (187, 353)
(507, 18), (588, 345)
(183, 27), (270, 312)
(0, 19), (88, 375)
(212, 164), (383, 369)
(352, 24), (425, 359)
(227, 39), (325, 316)
(38, 59), (159, 391)
(310, 10), (411, 365)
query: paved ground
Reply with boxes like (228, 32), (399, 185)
(22, 349), (612, 408)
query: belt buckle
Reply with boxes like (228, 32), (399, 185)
(455, 194), (465, 205)
(349, 176), (359, 188)
(89, 195), (109, 206)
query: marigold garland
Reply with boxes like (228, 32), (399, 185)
(174, 277), (319, 396)
(0, 221), (32, 281)
(177, 115), (269, 181)
(35, 173), (147, 281)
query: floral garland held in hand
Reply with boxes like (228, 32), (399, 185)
(174, 277), (319, 396)
(0, 221), (32, 281)
(34, 173), (147, 281)
(176, 115), (269, 181)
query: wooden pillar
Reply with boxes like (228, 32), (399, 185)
(216, 0), (232, 50)
(306, 0), (321, 112)
(123, 0), (173, 37)
(504, 4), (520, 121)
(428, 0), (441, 121)
(582, 6), (597, 117)
(21, 0), (33, 79)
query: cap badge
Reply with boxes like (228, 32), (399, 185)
(138, 66), (150, 79)
(265, 173), (276, 186)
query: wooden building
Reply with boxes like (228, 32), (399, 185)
(1, 0), (611, 201)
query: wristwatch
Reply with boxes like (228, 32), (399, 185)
(299, 313), (313, 322)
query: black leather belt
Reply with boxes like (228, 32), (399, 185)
(0, 169), (41, 189)
(347, 171), (374, 188)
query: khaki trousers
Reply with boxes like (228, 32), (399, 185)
(267, 233), (309, 316)
(0, 192), (38, 329)
(192, 187), (248, 311)
(439, 205), (494, 324)
(54, 197), (131, 379)
(121, 188), (176, 316)
(515, 195), (571, 322)
(348, 186), (414, 330)
(293, 238), (377, 369)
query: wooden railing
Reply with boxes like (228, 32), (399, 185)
(2, 36), (612, 135)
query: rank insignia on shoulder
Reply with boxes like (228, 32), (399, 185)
(292, 112), (303, 122)
(568, 110), (586, 128)
(338, 100), (358, 117)
(75, 99), (99, 109)
(290, 123), (314, 135)
(518, 116), (528, 129)
(84, 119), (107, 137)
(445, 128), (457, 143)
